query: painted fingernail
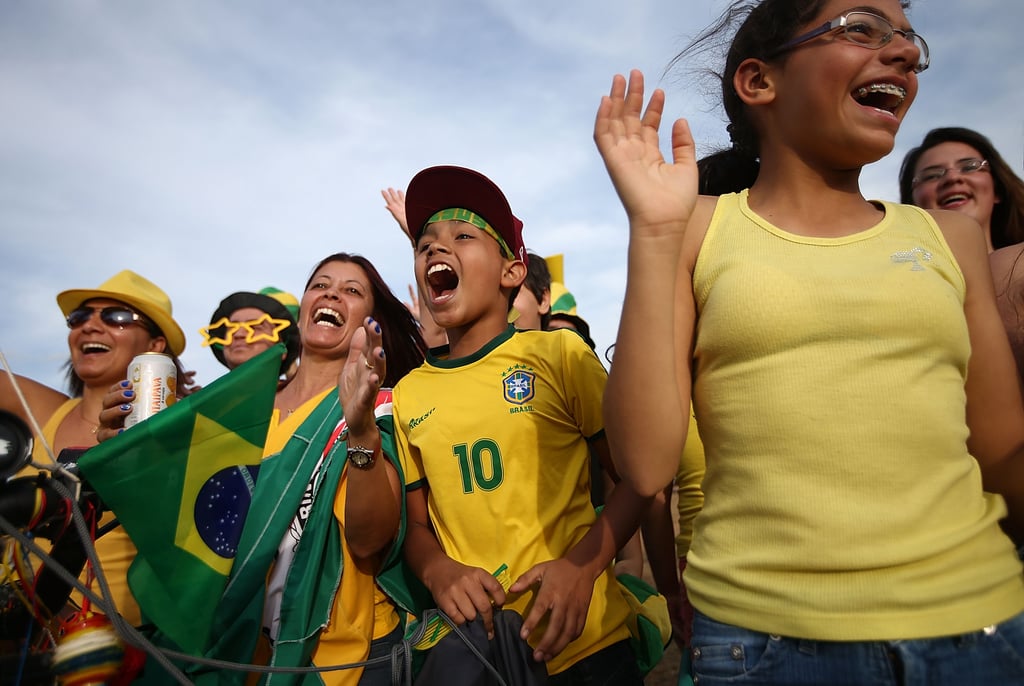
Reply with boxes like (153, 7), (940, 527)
(124, 390), (134, 399)
(379, 350), (385, 358)
(117, 428), (124, 434)
(120, 404), (132, 412)
(119, 380), (130, 388)
(374, 323), (381, 334)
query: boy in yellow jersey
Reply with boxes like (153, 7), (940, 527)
(394, 165), (650, 684)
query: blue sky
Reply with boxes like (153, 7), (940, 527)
(2, 0), (1022, 393)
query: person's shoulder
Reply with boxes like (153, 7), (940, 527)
(991, 242), (1024, 285)
(918, 207), (988, 271)
(546, 326), (592, 350)
(517, 327), (586, 352)
(394, 361), (429, 387)
(922, 207), (985, 241)
(682, 194), (725, 269)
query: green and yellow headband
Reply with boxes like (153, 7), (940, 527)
(428, 208), (514, 260)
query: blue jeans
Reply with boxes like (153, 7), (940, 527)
(688, 609), (1024, 685)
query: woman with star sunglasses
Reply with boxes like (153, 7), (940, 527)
(0, 269), (186, 627)
(596, 0), (1024, 682)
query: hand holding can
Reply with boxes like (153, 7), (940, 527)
(124, 353), (177, 429)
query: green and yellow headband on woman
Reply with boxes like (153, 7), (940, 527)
(427, 208), (514, 260)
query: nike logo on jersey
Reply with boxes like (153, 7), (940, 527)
(409, 407), (436, 431)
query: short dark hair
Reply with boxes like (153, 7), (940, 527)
(523, 252), (552, 328)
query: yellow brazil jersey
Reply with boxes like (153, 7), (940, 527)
(393, 326), (632, 675)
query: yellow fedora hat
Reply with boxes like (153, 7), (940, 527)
(57, 270), (186, 355)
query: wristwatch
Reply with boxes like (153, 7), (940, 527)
(347, 445), (377, 470)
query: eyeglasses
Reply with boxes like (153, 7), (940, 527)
(769, 11), (930, 74)
(911, 158), (989, 188)
(66, 306), (155, 333)
(200, 314), (292, 347)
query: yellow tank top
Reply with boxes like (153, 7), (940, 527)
(29, 397), (79, 466)
(685, 191), (1024, 640)
(27, 398), (142, 625)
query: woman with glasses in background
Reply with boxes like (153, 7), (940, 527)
(899, 126), (1024, 253)
(0, 268), (187, 626)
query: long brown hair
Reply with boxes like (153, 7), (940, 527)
(899, 127), (1024, 250)
(304, 253), (426, 387)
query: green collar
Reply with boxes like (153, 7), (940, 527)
(426, 325), (516, 369)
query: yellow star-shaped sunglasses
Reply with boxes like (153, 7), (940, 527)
(200, 313), (292, 347)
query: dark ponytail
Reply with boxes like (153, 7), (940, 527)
(665, 0), (829, 193)
(698, 148), (760, 196)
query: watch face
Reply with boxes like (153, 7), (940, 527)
(349, 447), (374, 468)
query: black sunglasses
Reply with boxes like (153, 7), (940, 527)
(66, 306), (157, 335)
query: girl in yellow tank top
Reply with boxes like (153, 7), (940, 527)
(595, 1), (1024, 683)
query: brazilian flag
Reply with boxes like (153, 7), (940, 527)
(78, 344), (282, 654)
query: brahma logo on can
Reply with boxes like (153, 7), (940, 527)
(124, 352), (177, 428)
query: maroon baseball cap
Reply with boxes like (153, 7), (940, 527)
(405, 165), (526, 262)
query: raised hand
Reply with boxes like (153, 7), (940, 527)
(381, 187), (413, 245)
(594, 70), (699, 237)
(403, 283), (422, 322)
(337, 317), (385, 436)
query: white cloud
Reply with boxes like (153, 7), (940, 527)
(1, 0), (1020, 396)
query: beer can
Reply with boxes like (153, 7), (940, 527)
(124, 352), (177, 428)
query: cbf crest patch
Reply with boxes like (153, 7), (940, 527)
(502, 364), (535, 405)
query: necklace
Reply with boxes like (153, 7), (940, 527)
(78, 405), (100, 435)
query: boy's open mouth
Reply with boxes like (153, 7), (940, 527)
(427, 263), (459, 300)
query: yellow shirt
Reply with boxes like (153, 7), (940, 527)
(261, 388), (398, 683)
(686, 192), (1024, 640)
(395, 327), (632, 674)
(22, 398), (142, 626)
(674, 412), (705, 559)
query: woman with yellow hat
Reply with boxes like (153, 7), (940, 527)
(0, 268), (186, 626)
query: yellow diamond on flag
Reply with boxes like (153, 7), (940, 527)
(174, 412), (263, 575)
